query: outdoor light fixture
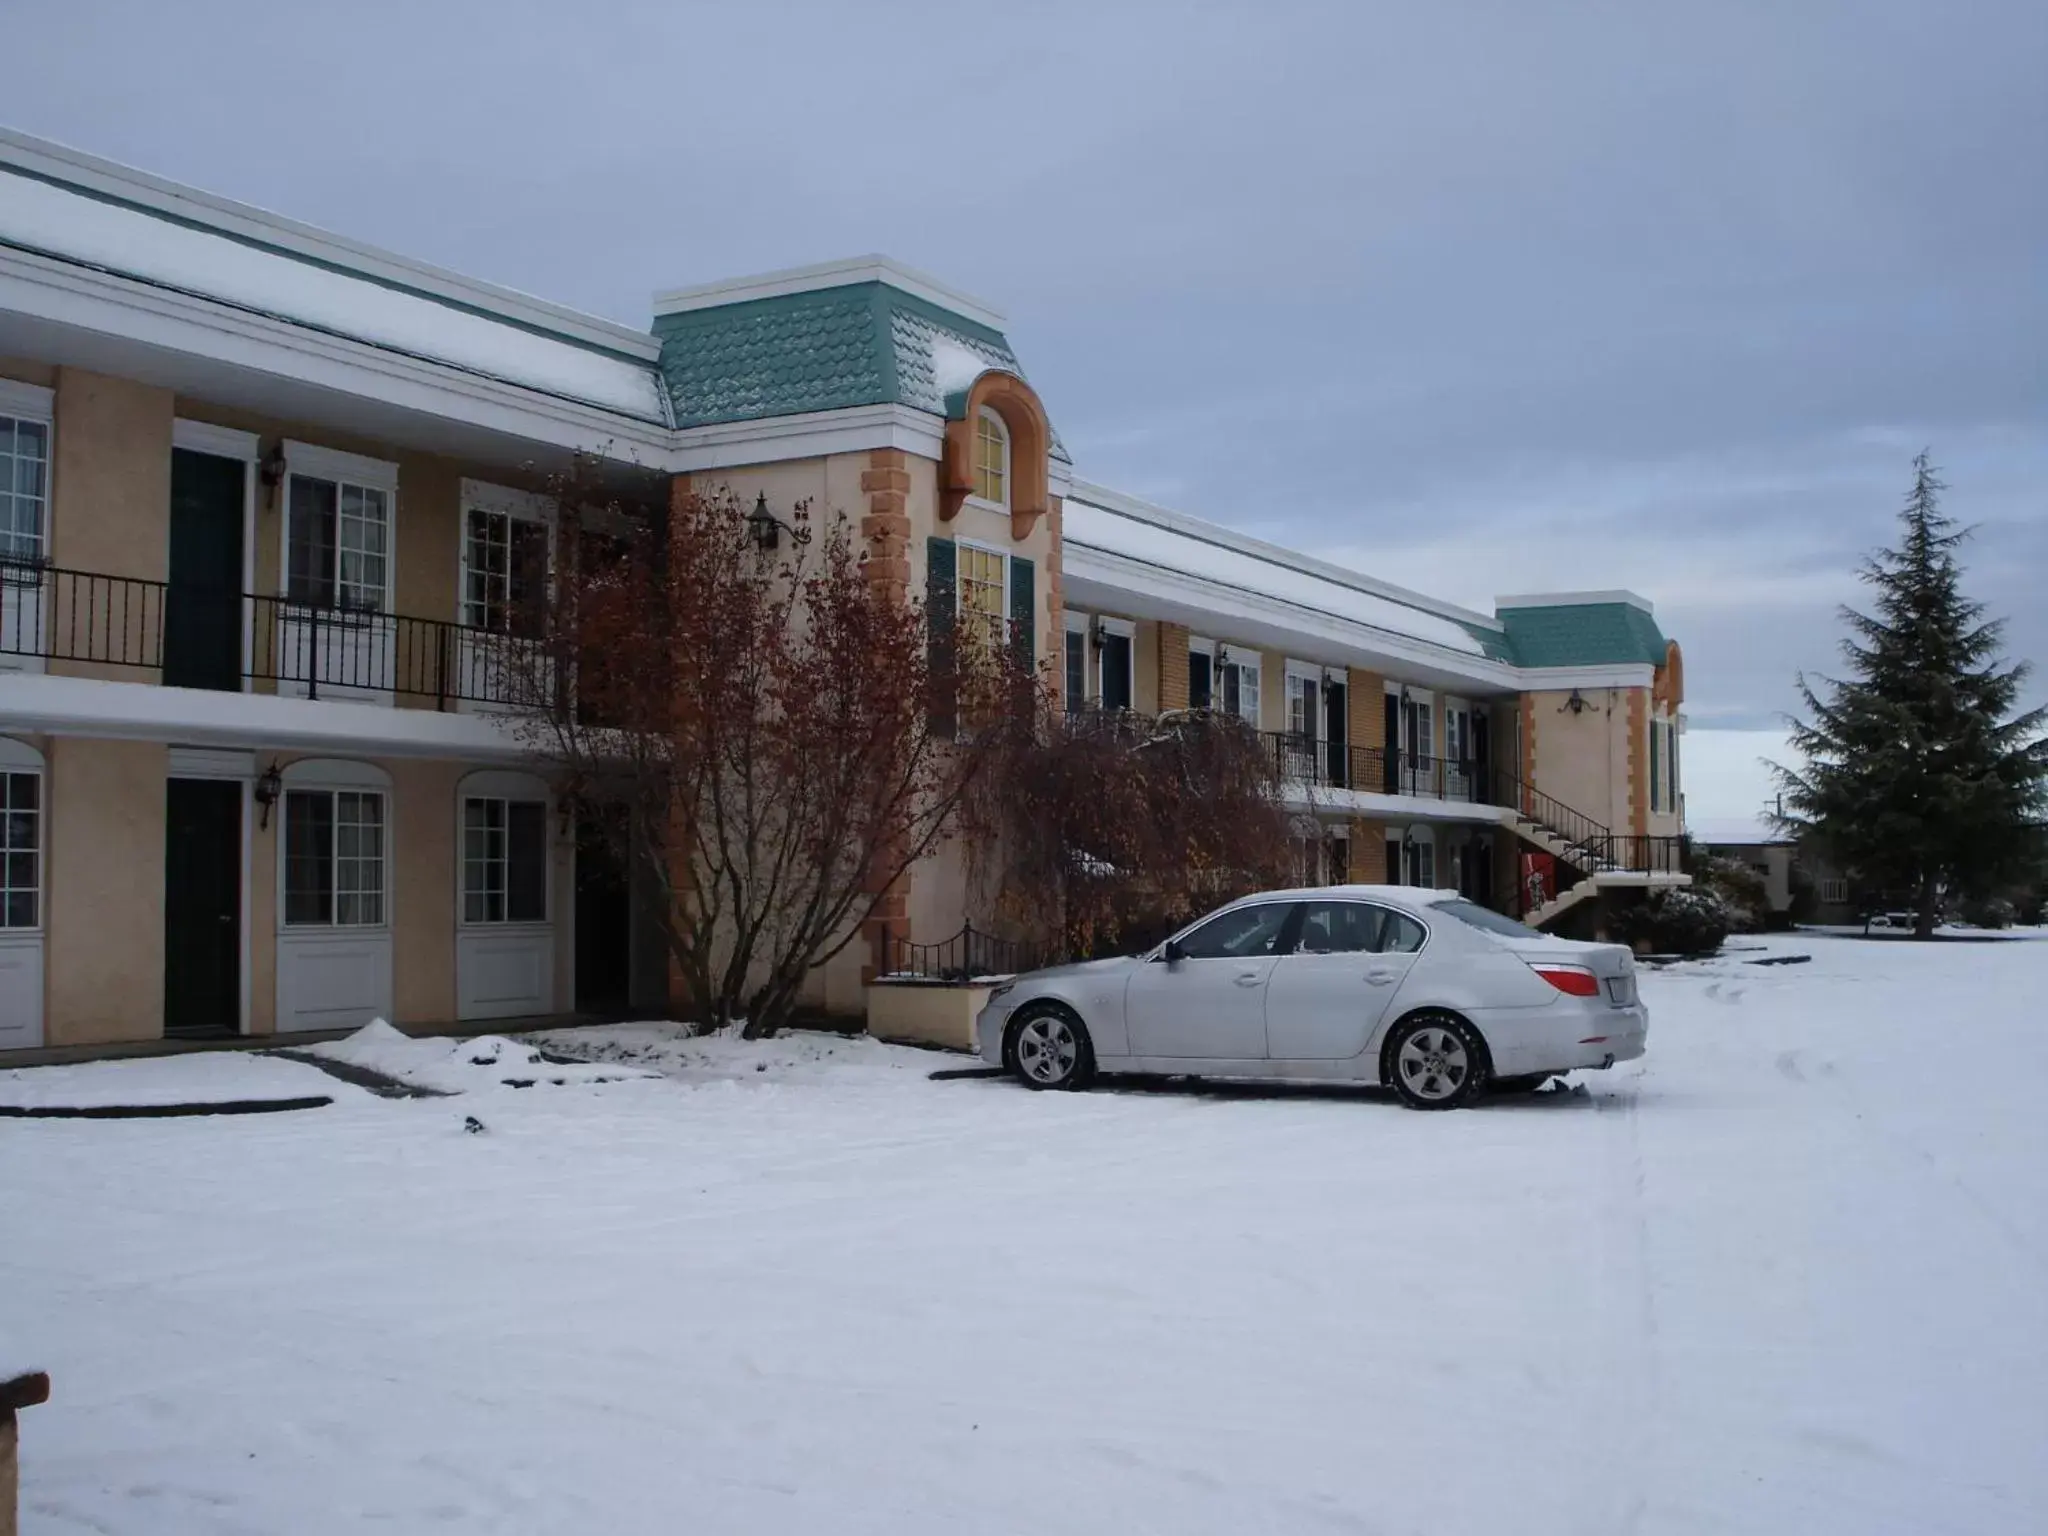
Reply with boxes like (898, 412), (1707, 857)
(747, 491), (783, 551)
(254, 762), (283, 830)
(1561, 688), (1589, 716)
(1090, 619), (1107, 651)
(258, 441), (288, 491)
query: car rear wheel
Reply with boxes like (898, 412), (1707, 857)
(1007, 1005), (1095, 1092)
(1386, 1012), (1487, 1110)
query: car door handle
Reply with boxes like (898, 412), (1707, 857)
(1233, 972), (1264, 987)
(1364, 967), (1398, 985)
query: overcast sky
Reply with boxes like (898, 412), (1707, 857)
(11, 1), (2044, 815)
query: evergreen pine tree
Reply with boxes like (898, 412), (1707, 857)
(1775, 453), (2047, 937)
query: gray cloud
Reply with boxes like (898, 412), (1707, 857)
(11, 0), (2045, 730)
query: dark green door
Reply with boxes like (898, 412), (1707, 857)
(164, 778), (242, 1038)
(165, 449), (245, 690)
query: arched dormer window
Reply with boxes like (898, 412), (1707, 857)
(973, 406), (1009, 508)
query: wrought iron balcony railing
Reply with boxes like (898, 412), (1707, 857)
(0, 560), (551, 710)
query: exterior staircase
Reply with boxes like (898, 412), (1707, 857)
(1492, 767), (1686, 929)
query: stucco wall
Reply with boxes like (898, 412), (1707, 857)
(389, 757), (461, 1024)
(1527, 687), (1637, 830)
(45, 737), (166, 1046)
(0, 355), (56, 388)
(49, 369), (174, 685)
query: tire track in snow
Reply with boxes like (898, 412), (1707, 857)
(1591, 1064), (1661, 1535)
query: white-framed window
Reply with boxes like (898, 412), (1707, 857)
(1820, 877), (1848, 905)
(284, 443), (396, 612)
(461, 481), (553, 636)
(1064, 609), (1090, 711)
(462, 796), (548, 924)
(1096, 616), (1135, 711)
(0, 386), (51, 568)
(973, 407), (1009, 507)
(284, 787), (386, 926)
(0, 768), (40, 929)
(956, 539), (1009, 657)
(1286, 662), (1321, 741)
(1216, 646), (1260, 726)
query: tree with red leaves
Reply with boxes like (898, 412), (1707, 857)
(528, 465), (1029, 1036)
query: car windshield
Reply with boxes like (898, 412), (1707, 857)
(1432, 898), (1542, 940)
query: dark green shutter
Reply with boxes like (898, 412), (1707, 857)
(927, 536), (957, 736)
(1008, 554), (1035, 670)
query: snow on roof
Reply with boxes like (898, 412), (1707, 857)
(0, 166), (667, 422)
(1063, 494), (1493, 659)
(1688, 816), (1793, 846)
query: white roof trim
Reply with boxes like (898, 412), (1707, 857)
(0, 378), (53, 421)
(652, 254), (1006, 331)
(1071, 479), (1503, 635)
(0, 168), (666, 420)
(173, 419), (259, 460)
(0, 128), (659, 362)
(285, 439), (398, 490)
(1495, 589), (1657, 614)
(460, 478), (554, 522)
(0, 244), (674, 460)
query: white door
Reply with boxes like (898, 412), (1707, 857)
(455, 780), (556, 1020)
(0, 753), (44, 1049)
(275, 609), (396, 704)
(275, 773), (394, 1033)
(1126, 901), (1296, 1059)
(1285, 671), (1320, 780)
(0, 567), (45, 674)
(456, 491), (554, 714)
(1266, 900), (1425, 1059)
(1403, 696), (1435, 795)
(1444, 703), (1472, 801)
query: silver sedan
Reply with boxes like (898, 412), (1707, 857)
(974, 885), (1648, 1109)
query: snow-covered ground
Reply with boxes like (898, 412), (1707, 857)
(3, 933), (2044, 1534)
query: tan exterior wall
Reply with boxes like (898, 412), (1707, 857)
(45, 738), (167, 1046)
(1259, 652), (1285, 731)
(1156, 622), (1190, 711)
(0, 355), (56, 388)
(1132, 620), (1160, 714)
(49, 370), (174, 685)
(1348, 670), (1386, 757)
(866, 981), (989, 1051)
(1526, 687), (1637, 830)
(390, 758), (462, 1024)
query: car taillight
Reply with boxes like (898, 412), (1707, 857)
(1529, 963), (1601, 997)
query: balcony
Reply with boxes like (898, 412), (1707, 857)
(1257, 729), (1485, 805)
(0, 561), (550, 712)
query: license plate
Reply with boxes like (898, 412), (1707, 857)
(1605, 976), (1635, 1005)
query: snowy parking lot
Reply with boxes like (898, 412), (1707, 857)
(4, 933), (2045, 1535)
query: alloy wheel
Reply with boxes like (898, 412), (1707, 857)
(1014, 1014), (1080, 1087)
(1396, 1024), (1471, 1103)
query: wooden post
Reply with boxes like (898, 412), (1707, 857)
(2, 1372), (51, 1536)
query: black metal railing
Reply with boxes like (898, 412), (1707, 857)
(881, 923), (1049, 982)
(0, 560), (553, 710)
(1255, 731), (1486, 804)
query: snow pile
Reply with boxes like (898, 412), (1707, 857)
(303, 1020), (658, 1095)
(928, 335), (994, 397)
(0, 1051), (338, 1110)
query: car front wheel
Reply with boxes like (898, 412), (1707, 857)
(1386, 1012), (1487, 1110)
(1007, 1005), (1095, 1091)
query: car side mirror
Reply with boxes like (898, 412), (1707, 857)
(1160, 938), (1187, 965)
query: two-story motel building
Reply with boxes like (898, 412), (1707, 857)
(0, 128), (1686, 1055)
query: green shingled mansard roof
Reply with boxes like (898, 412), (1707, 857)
(1494, 601), (1670, 669)
(653, 281), (1068, 457)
